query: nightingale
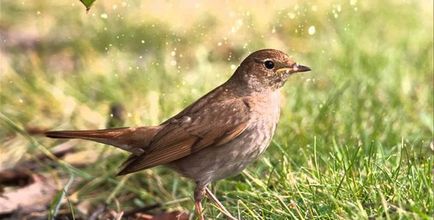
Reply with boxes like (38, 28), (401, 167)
(46, 49), (311, 219)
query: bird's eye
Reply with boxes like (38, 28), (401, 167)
(264, 60), (275, 69)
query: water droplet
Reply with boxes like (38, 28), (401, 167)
(100, 13), (108, 19)
(333, 13), (339, 18)
(308, 26), (316, 35)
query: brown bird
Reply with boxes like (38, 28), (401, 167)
(45, 49), (310, 219)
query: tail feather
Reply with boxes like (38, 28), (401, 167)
(45, 126), (162, 155)
(46, 127), (125, 139)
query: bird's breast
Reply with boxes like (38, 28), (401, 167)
(167, 91), (281, 184)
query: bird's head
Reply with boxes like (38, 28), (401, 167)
(231, 49), (310, 91)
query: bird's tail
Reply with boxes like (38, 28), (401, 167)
(45, 126), (162, 155)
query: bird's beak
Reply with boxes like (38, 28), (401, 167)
(276, 63), (311, 76)
(292, 64), (311, 73)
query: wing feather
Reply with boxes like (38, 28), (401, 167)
(118, 98), (250, 175)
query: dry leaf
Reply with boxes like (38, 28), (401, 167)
(0, 174), (57, 215)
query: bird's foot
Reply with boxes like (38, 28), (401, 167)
(194, 200), (205, 220)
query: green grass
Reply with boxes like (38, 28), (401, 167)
(0, 0), (432, 219)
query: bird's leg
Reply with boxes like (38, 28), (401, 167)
(205, 187), (238, 220)
(194, 185), (206, 220)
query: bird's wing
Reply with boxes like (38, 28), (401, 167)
(118, 98), (251, 175)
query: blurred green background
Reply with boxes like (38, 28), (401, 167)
(0, 0), (432, 219)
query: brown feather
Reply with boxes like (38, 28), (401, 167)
(117, 97), (250, 175)
(45, 126), (162, 155)
(118, 137), (198, 175)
